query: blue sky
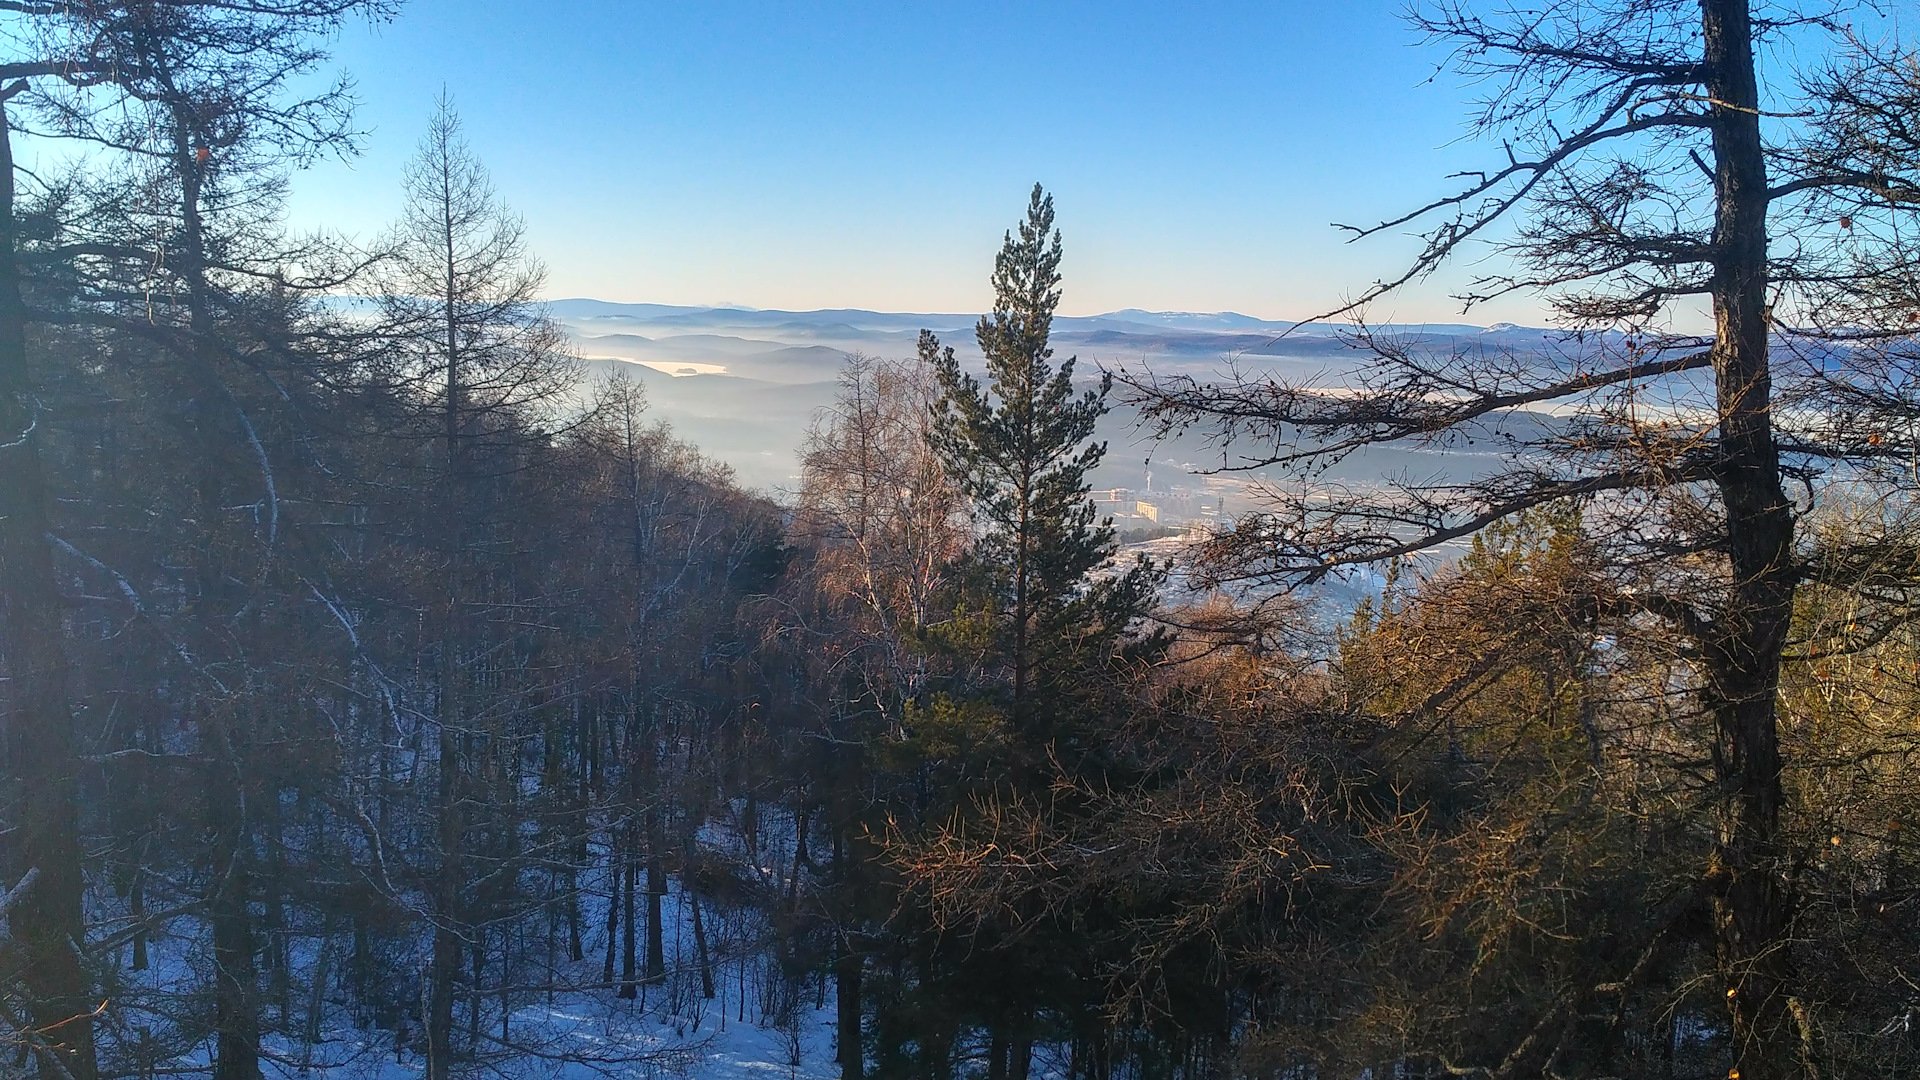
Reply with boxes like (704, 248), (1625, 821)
(285, 2), (1538, 322)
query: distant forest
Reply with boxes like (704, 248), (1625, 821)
(5, 4), (1920, 1080)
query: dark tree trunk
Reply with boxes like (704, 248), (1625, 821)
(427, 142), (472, 1080)
(690, 890), (715, 1000)
(130, 863), (149, 972)
(0, 98), (99, 1080)
(920, 1016), (954, 1080)
(467, 926), (484, 1051)
(645, 707), (668, 983)
(209, 786), (263, 1080)
(836, 943), (863, 1080)
(567, 864), (585, 964)
(620, 837), (639, 999)
(428, 660), (462, 1080)
(988, 1026), (1010, 1080)
(1699, 2), (1803, 1077)
(173, 105), (270, 1080)
(645, 804), (666, 986)
(303, 935), (330, 1071)
(602, 836), (620, 984)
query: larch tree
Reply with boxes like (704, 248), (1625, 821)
(1124, 2), (1920, 1076)
(377, 93), (577, 1080)
(2, 4), (392, 1077)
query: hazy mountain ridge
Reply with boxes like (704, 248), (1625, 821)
(552, 299), (1597, 492)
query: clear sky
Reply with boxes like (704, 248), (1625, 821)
(284, 1), (1545, 323)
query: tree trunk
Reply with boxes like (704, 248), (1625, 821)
(836, 944), (863, 1080)
(130, 864), (148, 972)
(303, 936), (331, 1073)
(209, 785), (263, 1080)
(920, 1015), (954, 1080)
(427, 132), (471, 1080)
(602, 837), (620, 984)
(567, 862), (585, 964)
(1700, 2), (1803, 1077)
(0, 97), (99, 1080)
(645, 804), (667, 986)
(467, 926), (484, 1052)
(171, 105), (269, 1080)
(690, 890), (716, 1000)
(1009, 1030), (1032, 1080)
(620, 846), (639, 1000)
(988, 1026), (1010, 1080)
(427, 656), (462, 1080)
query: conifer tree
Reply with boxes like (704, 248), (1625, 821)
(925, 184), (1159, 769)
(915, 184), (1162, 1080)
(376, 95), (578, 1080)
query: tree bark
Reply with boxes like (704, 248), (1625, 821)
(602, 834), (619, 984)
(836, 943), (863, 1080)
(1008, 1029), (1032, 1080)
(645, 801), (667, 986)
(620, 844), (639, 999)
(209, 818), (262, 1080)
(427, 691), (461, 1080)
(1700, 2), (1802, 1077)
(169, 103), (270, 1080)
(690, 889), (715, 1000)
(427, 114), (471, 1080)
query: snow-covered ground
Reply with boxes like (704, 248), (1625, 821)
(87, 800), (845, 1079)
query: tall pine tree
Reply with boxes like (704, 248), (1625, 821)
(914, 184), (1163, 1080)
(925, 183), (1160, 771)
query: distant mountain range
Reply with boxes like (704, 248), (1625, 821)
(548, 297), (1561, 344)
(546, 299), (1608, 492)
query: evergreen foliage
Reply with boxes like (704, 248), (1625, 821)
(923, 183), (1162, 771)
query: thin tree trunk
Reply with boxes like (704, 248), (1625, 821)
(169, 106), (266, 1080)
(567, 862), (585, 964)
(130, 863), (149, 972)
(467, 926), (484, 1051)
(602, 836), (620, 984)
(303, 936), (331, 1073)
(690, 891), (715, 1000)
(266, 788), (290, 1030)
(427, 118), (470, 1080)
(427, 648), (463, 1080)
(620, 840), (639, 999)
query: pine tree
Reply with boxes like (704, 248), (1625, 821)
(925, 184), (1160, 768)
(914, 184), (1162, 1080)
